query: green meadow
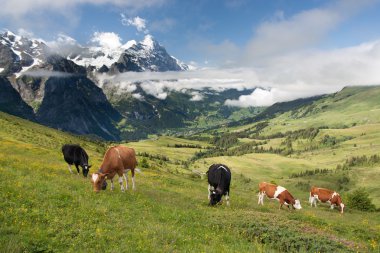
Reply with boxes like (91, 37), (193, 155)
(1, 86), (380, 252)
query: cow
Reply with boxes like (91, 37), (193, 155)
(309, 186), (345, 213)
(91, 145), (137, 193)
(62, 144), (91, 177)
(258, 182), (302, 210)
(207, 164), (231, 206)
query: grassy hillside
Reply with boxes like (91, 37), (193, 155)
(1, 110), (379, 252)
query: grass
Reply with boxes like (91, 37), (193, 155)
(1, 84), (380, 253)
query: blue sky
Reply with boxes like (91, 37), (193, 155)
(2, 0), (380, 106)
(1, 0), (380, 65)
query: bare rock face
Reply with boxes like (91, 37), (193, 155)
(0, 31), (123, 140)
(0, 76), (35, 120)
(36, 76), (122, 140)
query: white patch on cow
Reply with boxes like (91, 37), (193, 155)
(218, 165), (229, 173)
(115, 148), (121, 159)
(92, 173), (99, 183)
(273, 186), (286, 198)
(293, 199), (302, 210)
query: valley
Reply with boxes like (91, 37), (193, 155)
(1, 85), (379, 252)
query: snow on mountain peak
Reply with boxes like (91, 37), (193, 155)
(141, 34), (156, 50)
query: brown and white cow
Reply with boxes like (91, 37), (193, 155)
(309, 186), (344, 213)
(91, 145), (137, 192)
(258, 182), (302, 210)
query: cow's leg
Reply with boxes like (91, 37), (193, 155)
(75, 164), (80, 175)
(312, 195), (317, 207)
(330, 204), (335, 210)
(131, 169), (136, 190)
(110, 179), (114, 191)
(123, 172), (129, 190)
(119, 175), (125, 192)
(258, 192), (264, 205)
(68, 164), (73, 174)
(279, 200), (284, 210)
(309, 196), (314, 207)
(225, 192), (230, 206)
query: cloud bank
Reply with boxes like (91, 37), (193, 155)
(96, 38), (380, 106)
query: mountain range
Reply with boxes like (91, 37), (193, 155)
(0, 31), (255, 140)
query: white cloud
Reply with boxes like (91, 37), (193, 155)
(0, 0), (166, 18)
(22, 70), (74, 78)
(244, 0), (376, 63)
(132, 93), (145, 100)
(17, 28), (34, 38)
(47, 33), (78, 48)
(97, 37), (380, 106)
(190, 91), (204, 101)
(121, 15), (149, 34)
(90, 32), (122, 49)
(225, 88), (274, 107)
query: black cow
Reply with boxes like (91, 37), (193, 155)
(207, 164), (231, 206)
(62, 144), (91, 177)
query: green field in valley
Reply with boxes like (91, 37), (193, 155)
(1, 86), (380, 252)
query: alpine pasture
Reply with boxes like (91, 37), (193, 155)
(1, 86), (380, 252)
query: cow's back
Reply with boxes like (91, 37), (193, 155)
(259, 182), (277, 198)
(311, 187), (334, 202)
(207, 164), (231, 191)
(62, 144), (88, 164)
(62, 144), (77, 164)
(100, 146), (137, 178)
(118, 146), (137, 170)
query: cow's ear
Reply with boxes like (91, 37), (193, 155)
(88, 165), (92, 169)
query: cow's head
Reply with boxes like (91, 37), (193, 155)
(209, 190), (222, 206)
(331, 192), (344, 213)
(293, 199), (302, 210)
(81, 164), (92, 177)
(91, 173), (108, 192)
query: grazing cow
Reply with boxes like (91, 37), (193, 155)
(62, 144), (91, 177)
(207, 164), (231, 206)
(309, 186), (345, 213)
(91, 145), (137, 192)
(258, 182), (302, 210)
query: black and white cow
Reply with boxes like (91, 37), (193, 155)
(207, 164), (231, 206)
(62, 144), (91, 177)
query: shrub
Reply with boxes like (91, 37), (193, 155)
(346, 188), (376, 212)
(140, 158), (149, 168)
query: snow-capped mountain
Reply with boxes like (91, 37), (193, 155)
(48, 33), (188, 72)
(110, 35), (188, 73)
(0, 31), (49, 76)
(66, 38), (137, 70)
